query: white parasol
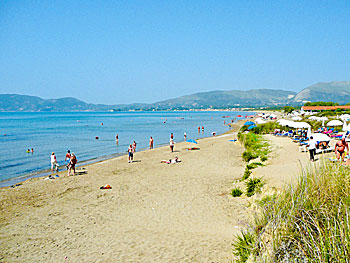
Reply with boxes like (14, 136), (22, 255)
(327, 120), (343, 126)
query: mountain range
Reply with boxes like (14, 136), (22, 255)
(1, 81), (349, 111)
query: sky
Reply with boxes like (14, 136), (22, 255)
(0, 1), (349, 104)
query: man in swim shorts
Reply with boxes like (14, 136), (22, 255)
(128, 144), (133, 163)
(335, 138), (349, 162)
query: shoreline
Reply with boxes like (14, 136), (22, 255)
(1, 121), (245, 262)
(0, 118), (320, 262)
(0, 123), (240, 188)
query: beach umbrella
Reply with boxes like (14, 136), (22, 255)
(311, 133), (330, 142)
(186, 139), (198, 144)
(247, 125), (257, 130)
(277, 119), (290, 126)
(244, 121), (255, 126)
(295, 122), (311, 128)
(327, 120), (343, 126)
(292, 116), (302, 121)
(255, 118), (266, 124)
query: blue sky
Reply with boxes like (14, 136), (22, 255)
(0, 1), (349, 104)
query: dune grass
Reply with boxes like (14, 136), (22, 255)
(233, 161), (350, 262)
(238, 133), (270, 164)
(232, 188), (243, 197)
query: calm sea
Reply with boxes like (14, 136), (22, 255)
(0, 111), (249, 186)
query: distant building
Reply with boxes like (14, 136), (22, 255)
(302, 106), (350, 112)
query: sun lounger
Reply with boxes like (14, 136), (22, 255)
(315, 148), (333, 154)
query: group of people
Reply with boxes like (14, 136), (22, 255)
(128, 133), (177, 163)
(26, 148), (34, 153)
(128, 141), (137, 163)
(50, 150), (77, 176)
(307, 137), (349, 162)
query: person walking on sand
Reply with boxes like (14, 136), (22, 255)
(170, 138), (175, 152)
(335, 138), (349, 162)
(50, 152), (59, 171)
(128, 144), (133, 163)
(306, 136), (317, 162)
(149, 136), (154, 149)
(68, 153), (77, 176)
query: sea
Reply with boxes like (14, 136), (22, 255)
(0, 111), (250, 187)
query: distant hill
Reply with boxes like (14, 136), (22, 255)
(0, 94), (113, 112)
(1, 81), (349, 111)
(292, 81), (350, 104)
(151, 89), (296, 109)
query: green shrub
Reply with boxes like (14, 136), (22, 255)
(246, 162), (263, 170)
(232, 188), (243, 197)
(242, 150), (257, 162)
(246, 178), (263, 197)
(233, 231), (256, 262)
(242, 168), (252, 180)
(260, 155), (268, 162)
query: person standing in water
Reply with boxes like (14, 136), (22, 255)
(184, 132), (187, 141)
(198, 126), (200, 133)
(116, 134), (119, 145)
(50, 152), (59, 171)
(149, 136), (154, 149)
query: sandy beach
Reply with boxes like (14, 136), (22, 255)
(1, 124), (318, 263)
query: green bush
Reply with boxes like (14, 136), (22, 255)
(233, 231), (256, 262)
(242, 168), (252, 180)
(246, 162), (263, 170)
(232, 188), (243, 197)
(242, 150), (257, 163)
(246, 178), (263, 197)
